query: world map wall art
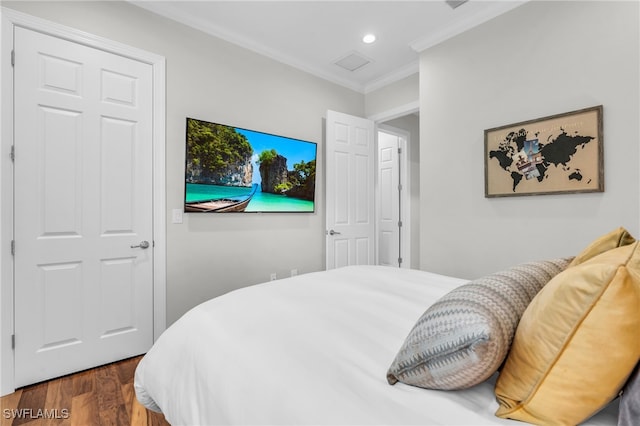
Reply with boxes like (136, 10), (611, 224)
(484, 105), (603, 198)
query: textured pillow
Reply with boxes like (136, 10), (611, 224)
(569, 226), (635, 267)
(495, 242), (640, 425)
(386, 258), (570, 390)
(619, 363), (640, 426)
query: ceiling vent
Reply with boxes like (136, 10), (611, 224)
(334, 52), (372, 72)
(445, 0), (469, 9)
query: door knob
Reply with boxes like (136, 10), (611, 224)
(328, 230), (341, 236)
(131, 240), (150, 249)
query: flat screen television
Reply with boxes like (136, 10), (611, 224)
(184, 117), (317, 213)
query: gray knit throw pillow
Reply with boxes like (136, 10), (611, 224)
(387, 258), (571, 390)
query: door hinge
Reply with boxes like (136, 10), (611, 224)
(10, 240), (15, 256)
(397, 147), (402, 154)
(398, 257), (403, 266)
(398, 183), (402, 191)
(11, 334), (15, 350)
(11, 50), (15, 67)
(398, 220), (403, 228)
(10, 145), (15, 162)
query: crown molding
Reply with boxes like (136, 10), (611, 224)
(410, 0), (528, 53)
(130, 1), (367, 93)
(131, 1), (527, 94)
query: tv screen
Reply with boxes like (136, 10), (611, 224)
(184, 117), (317, 213)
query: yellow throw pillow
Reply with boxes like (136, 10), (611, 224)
(495, 242), (640, 425)
(569, 226), (635, 267)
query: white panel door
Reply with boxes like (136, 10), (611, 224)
(378, 131), (400, 267)
(325, 110), (375, 269)
(13, 27), (154, 387)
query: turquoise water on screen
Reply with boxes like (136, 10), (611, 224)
(185, 183), (314, 212)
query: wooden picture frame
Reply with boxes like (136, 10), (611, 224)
(484, 105), (603, 198)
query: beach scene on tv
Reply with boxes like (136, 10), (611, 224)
(184, 118), (317, 213)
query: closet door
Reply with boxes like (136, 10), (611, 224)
(13, 26), (154, 387)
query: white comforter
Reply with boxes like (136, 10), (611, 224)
(134, 265), (619, 425)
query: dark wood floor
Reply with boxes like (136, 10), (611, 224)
(0, 356), (170, 426)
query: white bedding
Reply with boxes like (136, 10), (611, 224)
(134, 265), (619, 425)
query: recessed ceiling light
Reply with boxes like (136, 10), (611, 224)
(362, 34), (376, 44)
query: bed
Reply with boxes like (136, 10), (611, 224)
(134, 261), (631, 425)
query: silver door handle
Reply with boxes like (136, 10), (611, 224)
(131, 240), (150, 249)
(328, 230), (341, 236)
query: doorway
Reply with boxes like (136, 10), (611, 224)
(325, 108), (418, 270)
(376, 110), (419, 269)
(377, 125), (411, 268)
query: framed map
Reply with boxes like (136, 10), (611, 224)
(484, 105), (603, 197)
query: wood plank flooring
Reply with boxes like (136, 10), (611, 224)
(0, 356), (170, 426)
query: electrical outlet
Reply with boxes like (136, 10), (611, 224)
(290, 269), (298, 277)
(270, 273), (277, 281)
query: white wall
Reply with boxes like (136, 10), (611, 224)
(2, 1), (365, 324)
(419, 0), (639, 278)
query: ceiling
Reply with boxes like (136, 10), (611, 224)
(131, 0), (527, 94)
